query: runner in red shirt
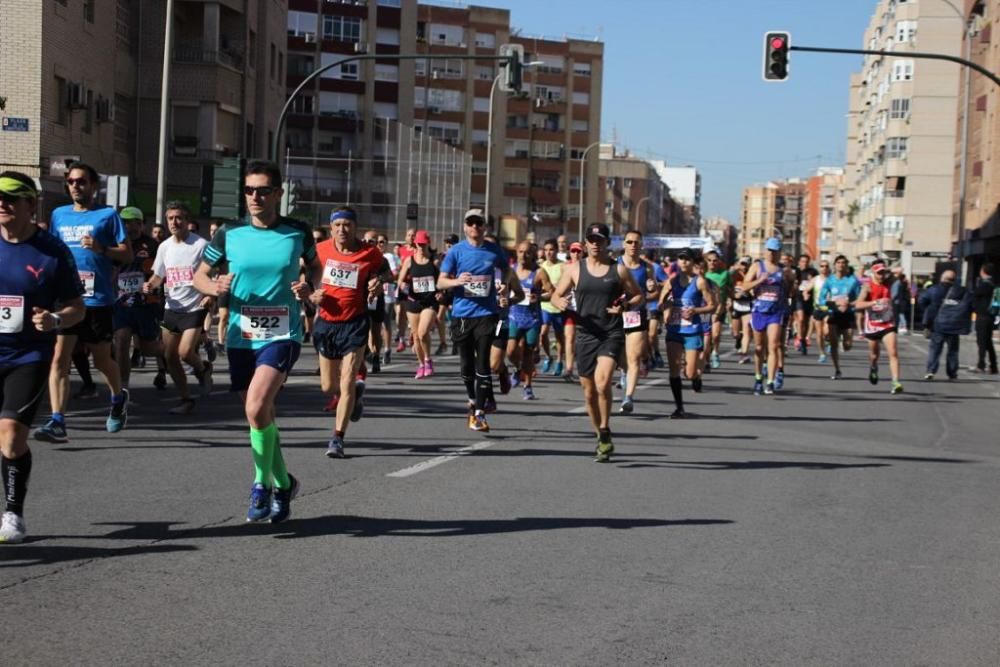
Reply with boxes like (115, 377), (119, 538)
(309, 207), (393, 457)
(855, 261), (903, 394)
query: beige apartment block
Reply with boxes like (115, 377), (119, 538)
(842, 0), (962, 277)
(952, 0), (1000, 277)
(803, 167), (845, 262)
(738, 180), (804, 260)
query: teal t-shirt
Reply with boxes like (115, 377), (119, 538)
(202, 216), (316, 350)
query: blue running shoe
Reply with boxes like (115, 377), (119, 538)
(106, 389), (129, 433)
(553, 361), (564, 377)
(619, 396), (634, 414)
(761, 363), (768, 378)
(522, 386), (536, 400)
(541, 358), (552, 374)
(510, 371), (521, 389)
(34, 419), (69, 444)
(764, 382), (775, 395)
(774, 369), (784, 391)
(269, 474), (300, 524)
(326, 435), (345, 459)
(618, 372), (627, 390)
(246, 483), (271, 522)
(753, 378), (764, 396)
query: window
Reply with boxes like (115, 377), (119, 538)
(606, 177), (616, 189)
(475, 33), (496, 48)
(415, 59), (427, 77)
(534, 85), (564, 103)
(375, 64), (398, 82)
(569, 175), (581, 189)
(883, 215), (905, 232)
(889, 97), (910, 119)
(248, 31), (256, 69)
(572, 91), (590, 106)
(114, 94), (132, 151)
(535, 54), (565, 73)
(116, 0), (132, 50)
(573, 61), (592, 76)
(886, 176), (906, 197)
(291, 95), (314, 114)
(508, 198), (529, 215)
(82, 90), (93, 133)
(289, 54), (314, 77)
(471, 162), (488, 175)
(886, 137), (908, 159)
(373, 102), (398, 119)
(895, 20), (917, 43)
(622, 199), (632, 211)
(473, 97), (490, 113)
(891, 59), (913, 81)
(278, 52), (284, 83)
(324, 16), (362, 43)
(270, 43), (277, 80)
(339, 62), (359, 80)
(429, 23), (464, 46)
(378, 0), (402, 6)
(425, 88), (463, 111)
(319, 92), (360, 117)
(431, 59), (463, 79)
(572, 119), (589, 132)
(84, 0), (95, 23)
(504, 169), (528, 187)
(623, 178), (633, 188)
(476, 65), (494, 81)
(54, 76), (67, 124)
(505, 140), (530, 159)
(287, 11), (318, 39)
(376, 28), (400, 45)
(426, 122), (461, 143)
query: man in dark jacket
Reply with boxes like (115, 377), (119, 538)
(921, 270), (974, 380)
(971, 263), (997, 374)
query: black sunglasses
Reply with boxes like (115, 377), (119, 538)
(244, 186), (276, 197)
(66, 178), (89, 187)
(0, 193), (25, 204)
(364, 238), (378, 244)
(465, 219), (485, 227)
(624, 239), (639, 245)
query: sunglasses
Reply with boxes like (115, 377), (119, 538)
(66, 178), (89, 187)
(464, 219), (485, 227)
(624, 239), (640, 245)
(585, 236), (605, 244)
(364, 238), (378, 244)
(244, 186), (276, 197)
(570, 249), (582, 253)
(0, 193), (25, 205)
(377, 239), (387, 245)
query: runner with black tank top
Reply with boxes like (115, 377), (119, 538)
(397, 230), (441, 379)
(551, 223), (640, 463)
(730, 257), (754, 363)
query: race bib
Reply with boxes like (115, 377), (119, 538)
(383, 283), (397, 303)
(566, 291), (577, 312)
(239, 306), (290, 341)
(667, 307), (692, 327)
(0, 295), (25, 334)
(869, 298), (894, 323)
(623, 310), (642, 330)
(758, 284), (781, 302)
(463, 275), (491, 298)
(118, 271), (144, 295)
(733, 300), (752, 314)
(321, 260), (360, 289)
(165, 266), (194, 289)
(413, 275), (436, 294)
(79, 271), (95, 298)
(831, 295), (850, 312)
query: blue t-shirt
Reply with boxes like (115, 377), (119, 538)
(50, 205), (127, 307)
(819, 275), (861, 312)
(202, 216), (316, 350)
(0, 229), (84, 366)
(440, 240), (509, 319)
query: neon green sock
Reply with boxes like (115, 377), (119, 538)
(249, 424), (275, 486)
(271, 424), (290, 490)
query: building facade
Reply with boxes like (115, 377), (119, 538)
(702, 216), (737, 264)
(598, 145), (663, 235)
(803, 167), (844, 261)
(650, 162), (701, 229)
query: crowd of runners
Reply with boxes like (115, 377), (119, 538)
(1, 160), (926, 542)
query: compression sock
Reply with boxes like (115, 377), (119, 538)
(475, 373), (493, 411)
(670, 377), (684, 412)
(249, 425), (276, 486)
(463, 377), (476, 401)
(52, 412), (65, 424)
(2, 450), (32, 516)
(269, 424), (290, 490)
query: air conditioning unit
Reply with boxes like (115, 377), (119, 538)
(304, 33), (316, 43)
(354, 41), (367, 53)
(96, 97), (115, 123)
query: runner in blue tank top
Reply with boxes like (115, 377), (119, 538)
(741, 237), (794, 395)
(507, 241), (553, 401)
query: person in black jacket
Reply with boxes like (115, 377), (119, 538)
(971, 263), (997, 374)
(921, 270), (974, 380)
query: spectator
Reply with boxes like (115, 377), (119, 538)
(971, 263), (997, 374)
(921, 270), (974, 380)
(891, 267), (910, 333)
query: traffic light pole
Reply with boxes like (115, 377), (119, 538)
(271, 53), (517, 162)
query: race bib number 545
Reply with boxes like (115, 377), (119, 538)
(463, 275), (491, 298)
(240, 306), (290, 341)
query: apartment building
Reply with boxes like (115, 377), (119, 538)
(650, 162), (701, 229)
(842, 0), (962, 272)
(738, 180), (804, 259)
(702, 216), (737, 264)
(803, 167), (845, 261)
(598, 145), (664, 235)
(952, 0), (1000, 278)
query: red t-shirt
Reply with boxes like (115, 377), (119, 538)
(316, 240), (385, 322)
(398, 245), (415, 262)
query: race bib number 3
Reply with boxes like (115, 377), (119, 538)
(165, 266), (194, 289)
(239, 306), (290, 341)
(0, 295), (25, 334)
(322, 260), (360, 289)
(79, 271), (95, 298)
(463, 275), (491, 298)
(118, 271), (144, 295)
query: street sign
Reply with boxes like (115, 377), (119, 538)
(2, 117), (29, 132)
(911, 251), (950, 258)
(105, 175), (130, 208)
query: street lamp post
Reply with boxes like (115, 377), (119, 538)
(484, 74), (502, 225)
(634, 195), (651, 232)
(578, 140), (602, 241)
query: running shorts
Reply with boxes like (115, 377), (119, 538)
(508, 321), (541, 347)
(541, 310), (565, 331)
(665, 331), (704, 351)
(227, 340), (301, 392)
(751, 310), (785, 332)
(314, 316), (370, 360)
(113, 303), (161, 341)
(161, 309), (208, 335)
(864, 326), (897, 341)
(0, 362), (49, 426)
(575, 328), (624, 378)
(61, 306), (113, 344)
(827, 310), (855, 331)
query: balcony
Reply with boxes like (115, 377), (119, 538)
(174, 38), (245, 70)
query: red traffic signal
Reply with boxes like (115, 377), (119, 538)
(764, 31), (790, 81)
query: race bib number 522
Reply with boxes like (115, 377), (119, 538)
(239, 306), (290, 341)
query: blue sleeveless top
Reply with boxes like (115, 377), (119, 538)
(752, 260), (786, 314)
(510, 269), (541, 328)
(667, 274), (703, 335)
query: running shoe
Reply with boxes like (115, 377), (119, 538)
(435, 342), (448, 356)
(106, 389), (130, 433)
(75, 383), (98, 400)
(891, 381), (904, 394)
(762, 363), (768, 378)
(324, 393), (340, 412)
(594, 441), (614, 463)
(654, 352), (665, 368)
(738, 355), (750, 365)
(153, 370), (167, 390)
(831, 370), (843, 380)
(710, 352), (721, 370)
(541, 358), (552, 374)
(350, 381), (365, 422)
(371, 355), (381, 374)
(198, 362), (213, 398)
(923, 373), (934, 381)
(764, 382), (775, 395)
(484, 396), (497, 414)
(246, 483), (272, 522)
(469, 412), (490, 432)
(825, 344), (832, 355)
(669, 408), (688, 419)
(553, 361), (564, 377)
(414, 364), (426, 379)
(325, 434), (345, 459)
(510, 369), (521, 389)
(33, 419), (68, 444)
(774, 369), (784, 391)
(0, 511), (26, 544)
(205, 340), (217, 363)
(425, 359), (435, 377)
(692, 377), (703, 393)
(817, 353), (828, 364)
(753, 378), (764, 396)
(618, 372), (627, 390)
(383, 351), (391, 365)
(269, 474), (300, 524)
(498, 366), (511, 395)
(619, 396), (634, 414)
(395, 339), (405, 353)
(638, 363), (649, 378)
(868, 365), (879, 385)
(522, 386), (536, 400)
(168, 398), (196, 416)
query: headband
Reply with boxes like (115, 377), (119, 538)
(0, 176), (37, 199)
(330, 210), (357, 222)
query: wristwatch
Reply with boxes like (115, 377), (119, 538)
(51, 313), (63, 330)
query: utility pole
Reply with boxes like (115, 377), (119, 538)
(154, 0), (175, 225)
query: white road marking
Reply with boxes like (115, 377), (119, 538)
(387, 440), (494, 477)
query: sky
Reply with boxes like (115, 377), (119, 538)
(477, 0), (883, 225)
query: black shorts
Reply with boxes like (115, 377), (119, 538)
(61, 306), (113, 344)
(217, 292), (230, 310)
(0, 361), (49, 427)
(864, 326), (897, 341)
(827, 310), (854, 331)
(647, 310), (662, 323)
(575, 327), (624, 378)
(367, 303), (385, 325)
(491, 316), (509, 349)
(162, 309), (208, 335)
(812, 309), (829, 321)
(314, 316), (370, 360)
(405, 299), (438, 315)
(113, 303), (161, 341)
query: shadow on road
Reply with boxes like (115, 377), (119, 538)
(616, 460), (892, 471)
(0, 543), (197, 570)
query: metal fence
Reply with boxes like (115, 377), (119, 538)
(283, 118), (472, 244)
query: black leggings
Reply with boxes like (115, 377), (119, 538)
(450, 315), (497, 411)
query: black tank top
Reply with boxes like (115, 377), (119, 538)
(576, 259), (622, 333)
(407, 256), (439, 307)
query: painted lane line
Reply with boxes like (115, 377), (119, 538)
(387, 440), (494, 478)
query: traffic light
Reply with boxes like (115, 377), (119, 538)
(499, 44), (524, 93)
(763, 31), (790, 81)
(280, 179), (298, 216)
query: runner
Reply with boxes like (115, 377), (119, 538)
(437, 209), (522, 432)
(144, 202), (212, 414)
(703, 250), (731, 370)
(551, 223), (640, 462)
(193, 160), (315, 523)
(377, 233), (400, 366)
(396, 229), (441, 379)
(507, 241), (554, 400)
(0, 172), (86, 543)
(818, 254), (861, 380)
(793, 254), (818, 355)
(539, 238), (566, 377)
(855, 261), (904, 394)
(562, 241), (584, 381)
(731, 257), (754, 364)
(394, 227), (416, 353)
(642, 250), (669, 371)
(361, 229), (387, 373)
(618, 230), (653, 413)
(660, 249), (717, 416)
(741, 238), (794, 395)
(811, 259), (832, 363)
(34, 163), (131, 443)
(112, 206), (164, 393)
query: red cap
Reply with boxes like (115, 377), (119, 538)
(569, 242), (583, 252)
(414, 230), (431, 245)
(870, 261), (888, 274)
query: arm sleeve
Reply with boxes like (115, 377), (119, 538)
(202, 225), (228, 268)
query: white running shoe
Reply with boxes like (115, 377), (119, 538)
(0, 511), (26, 544)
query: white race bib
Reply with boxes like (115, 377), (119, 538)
(623, 310), (642, 330)
(165, 266), (194, 289)
(79, 271), (95, 298)
(463, 275), (491, 298)
(118, 271), (144, 295)
(322, 260), (360, 289)
(239, 306), (290, 341)
(0, 295), (25, 334)
(383, 283), (397, 303)
(758, 284), (781, 302)
(413, 275), (436, 294)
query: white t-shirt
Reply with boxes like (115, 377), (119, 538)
(153, 233), (208, 312)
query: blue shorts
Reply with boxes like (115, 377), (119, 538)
(313, 316), (369, 360)
(112, 303), (161, 341)
(509, 320), (541, 347)
(751, 310), (785, 332)
(227, 340), (301, 392)
(666, 331), (704, 351)
(541, 310), (564, 331)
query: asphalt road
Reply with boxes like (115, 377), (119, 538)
(2, 331), (999, 666)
